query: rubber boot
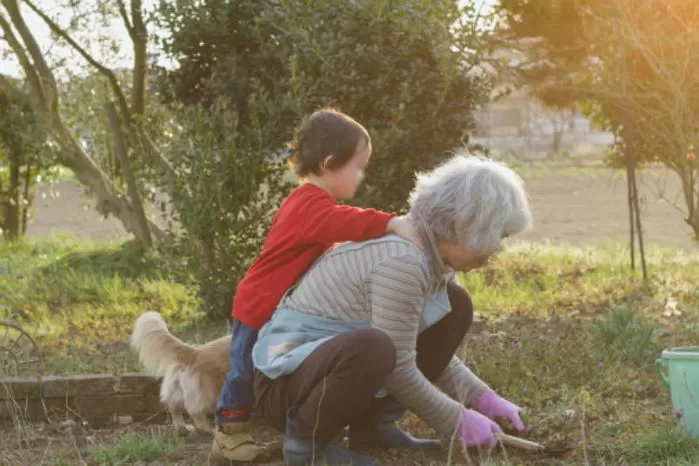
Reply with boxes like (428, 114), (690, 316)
(283, 412), (381, 466)
(349, 396), (441, 451)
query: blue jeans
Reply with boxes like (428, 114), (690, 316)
(215, 319), (259, 425)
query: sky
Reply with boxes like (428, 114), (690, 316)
(0, 0), (494, 78)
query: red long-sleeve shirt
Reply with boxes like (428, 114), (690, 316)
(232, 183), (395, 330)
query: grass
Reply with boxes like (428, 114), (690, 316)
(0, 233), (205, 376)
(0, 423), (191, 466)
(87, 432), (185, 465)
(438, 242), (699, 465)
(626, 422), (699, 465)
(1, 234), (699, 464)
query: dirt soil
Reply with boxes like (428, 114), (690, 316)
(26, 166), (698, 250)
(517, 166), (697, 250)
(0, 417), (562, 465)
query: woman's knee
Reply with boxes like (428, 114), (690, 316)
(447, 281), (474, 331)
(342, 328), (396, 377)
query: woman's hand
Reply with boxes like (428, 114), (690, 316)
(458, 408), (502, 447)
(474, 390), (525, 431)
(386, 217), (425, 251)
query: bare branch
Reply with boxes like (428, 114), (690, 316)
(131, 0), (145, 32)
(0, 10), (47, 116)
(116, 0), (134, 38)
(1, 0), (56, 113)
(21, 0), (132, 120)
(105, 101), (152, 248)
(129, 0), (147, 116)
(20, 0), (170, 185)
(639, 171), (688, 218)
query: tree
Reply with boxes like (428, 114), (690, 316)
(0, 83), (54, 239)
(152, 0), (299, 316)
(285, 0), (495, 211)
(161, 99), (292, 317)
(0, 0), (167, 248)
(588, 1), (699, 243)
(1, 0), (295, 317)
(496, 0), (699, 249)
(158, 0), (495, 212)
(495, 0), (598, 108)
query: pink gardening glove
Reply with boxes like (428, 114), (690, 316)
(474, 390), (526, 431)
(458, 408), (502, 447)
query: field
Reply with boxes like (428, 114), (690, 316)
(26, 162), (699, 250)
(2, 162), (699, 465)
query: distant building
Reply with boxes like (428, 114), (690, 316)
(469, 40), (614, 158)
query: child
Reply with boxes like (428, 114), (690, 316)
(212, 108), (423, 461)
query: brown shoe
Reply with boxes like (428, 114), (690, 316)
(212, 421), (263, 462)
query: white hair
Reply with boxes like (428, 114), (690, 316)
(408, 151), (533, 256)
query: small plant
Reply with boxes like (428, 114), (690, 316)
(87, 433), (184, 465)
(625, 422), (699, 465)
(592, 307), (660, 368)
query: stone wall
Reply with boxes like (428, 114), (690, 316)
(0, 373), (166, 427)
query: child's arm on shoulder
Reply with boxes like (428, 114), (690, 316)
(386, 217), (424, 250)
(300, 192), (422, 248)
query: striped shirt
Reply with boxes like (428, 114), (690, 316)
(280, 222), (489, 436)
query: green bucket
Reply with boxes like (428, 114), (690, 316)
(656, 347), (699, 437)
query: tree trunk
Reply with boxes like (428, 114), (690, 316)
(679, 165), (699, 241)
(21, 163), (31, 235)
(692, 178), (699, 241)
(4, 145), (22, 239)
(53, 119), (167, 246)
(105, 101), (152, 248)
(551, 130), (563, 154)
(130, 0), (147, 117)
(689, 214), (699, 241)
(626, 151), (636, 270)
(629, 154), (647, 279)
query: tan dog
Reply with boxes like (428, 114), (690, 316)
(130, 311), (231, 435)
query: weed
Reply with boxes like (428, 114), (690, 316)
(592, 307), (660, 368)
(624, 422), (699, 465)
(87, 433), (184, 465)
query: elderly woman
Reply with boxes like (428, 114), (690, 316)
(252, 155), (533, 466)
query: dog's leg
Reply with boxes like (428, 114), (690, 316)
(170, 404), (196, 437)
(179, 371), (217, 434)
(162, 373), (196, 436)
(190, 411), (215, 433)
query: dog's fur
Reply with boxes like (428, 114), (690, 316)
(130, 311), (232, 435)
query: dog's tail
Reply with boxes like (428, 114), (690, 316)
(130, 311), (197, 376)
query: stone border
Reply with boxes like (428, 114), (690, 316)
(0, 373), (166, 427)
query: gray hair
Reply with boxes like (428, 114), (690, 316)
(408, 152), (533, 256)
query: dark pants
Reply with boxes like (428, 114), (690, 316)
(254, 281), (474, 441)
(216, 319), (259, 425)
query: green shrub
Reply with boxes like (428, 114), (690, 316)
(162, 98), (292, 318)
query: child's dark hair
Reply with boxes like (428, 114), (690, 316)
(289, 108), (370, 177)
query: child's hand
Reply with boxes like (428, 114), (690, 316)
(387, 217), (425, 251)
